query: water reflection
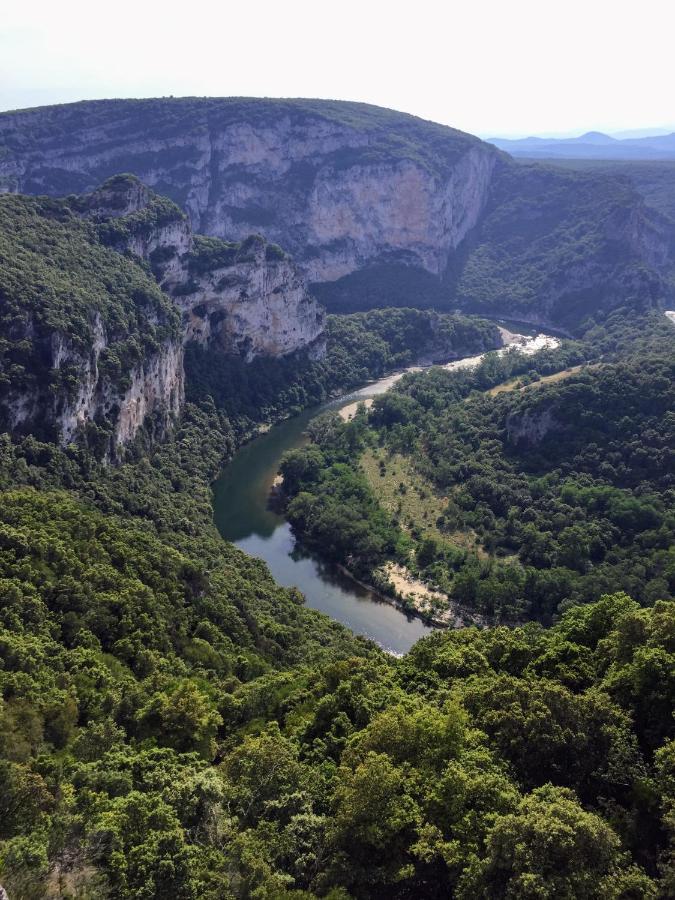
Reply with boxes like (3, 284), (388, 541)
(212, 324), (558, 654)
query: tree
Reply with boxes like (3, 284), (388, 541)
(330, 752), (420, 888)
(136, 681), (222, 760)
(458, 784), (653, 899)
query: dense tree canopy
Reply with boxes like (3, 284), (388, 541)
(0, 179), (673, 897)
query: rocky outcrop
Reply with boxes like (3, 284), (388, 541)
(2, 307), (184, 456)
(115, 340), (184, 446)
(83, 175), (327, 362)
(1, 98), (670, 329)
(174, 237), (325, 360)
(506, 405), (562, 446)
(0, 178), (324, 458)
(0, 98), (498, 283)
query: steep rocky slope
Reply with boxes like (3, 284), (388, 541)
(0, 98), (497, 282)
(453, 162), (673, 327)
(0, 176), (324, 454)
(0, 190), (183, 453)
(80, 174), (325, 360)
(0, 97), (672, 328)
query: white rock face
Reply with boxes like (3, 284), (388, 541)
(174, 245), (325, 360)
(3, 313), (184, 456)
(303, 149), (495, 281)
(506, 406), (562, 446)
(58, 314), (108, 444)
(115, 340), (184, 447)
(55, 320), (183, 454)
(0, 100), (498, 283)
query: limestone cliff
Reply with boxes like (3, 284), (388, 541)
(0, 190), (185, 456)
(0, 178), (324, 457)
(506, 405), (562, 446)
(1, 98), (671, 328)
(175, 236), (325, 359)
(55, 326), (184, 450)
(0, 98), (497, 283)
(80, 175), (326, 361)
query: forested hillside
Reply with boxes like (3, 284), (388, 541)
(531, 158), (675, 223)
(1, 433), (674, 897)
(2, 97), (673, 330)
(282, 314), (674, 622)
(0, 192), (182, 447)
(0, 176), (673, 896)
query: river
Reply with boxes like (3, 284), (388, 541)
(212, 324), (559, 655)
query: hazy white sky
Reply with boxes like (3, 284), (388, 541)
(2, 0), (674, 137)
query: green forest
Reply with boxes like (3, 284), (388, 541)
(0, 179), (673, 899)
(281, 325), (675, 620)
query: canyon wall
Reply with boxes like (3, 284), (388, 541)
(0, 98), (497, 282)
(0, 98), (671, 332)
(0, 176), (325, 456)
(84, 175), (326, 362)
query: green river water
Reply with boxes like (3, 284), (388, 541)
(212, 326), (557, 654)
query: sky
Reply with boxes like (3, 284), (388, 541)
(2, 0), (674, 138)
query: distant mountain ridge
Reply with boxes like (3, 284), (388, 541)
(489, 130), (675, 160)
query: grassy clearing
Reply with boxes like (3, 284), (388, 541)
(486, 364), (598, 396)
(360, 365), (599, 566)
(360, 448), (446, 539)
(360, 448), (486, 557)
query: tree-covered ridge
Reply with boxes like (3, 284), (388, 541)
(455, 162), (672, 326)
(0, 150), (672, 898)
(1, 492), (672, 897)
(0, 305), (673, 895)
(281, 327), (675, 622)
(186, 234), (286, 277)
(0, 192), (180, 427)
(536, 158), (675, 223)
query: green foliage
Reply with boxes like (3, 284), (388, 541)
(540, 157), (675, 223)
(457, 784), (651, 899)
(283, 319), (674, 623)
(187, 234), (270, 276)
(454, 162), (669, 328)
(0, 191), (180, 438)
(0, 157), (672, 895)
(185, 307), (499, 436)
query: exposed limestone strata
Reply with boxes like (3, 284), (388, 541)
(2, 98), (669, 331)
(0, 176), (324, 457)
(0, 98), (498, 282)
(175, 237), (325, 360)
(82, 175), (327, 362)
(115, 340), (184, 446)
(506, 406), (562, 446)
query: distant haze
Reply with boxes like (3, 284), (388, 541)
(488, 130), (675, 161)
(485, 128), (675, 141)
(2, 0), (675, 137)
